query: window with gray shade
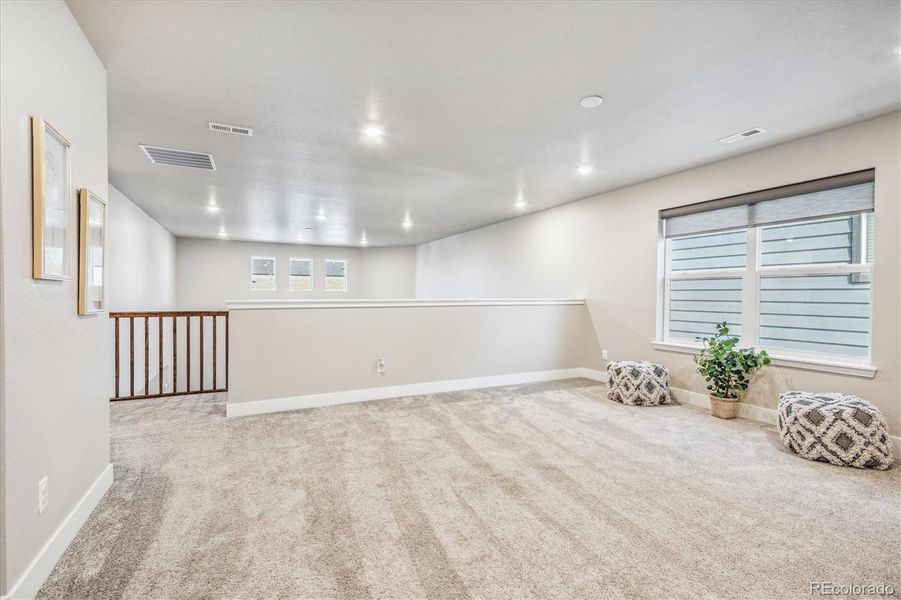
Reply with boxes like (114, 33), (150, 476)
(324, 259), (347, 291)
(662, 173), (875, 363)
(250, 256), (276, 291)
(289, 258), (313, 291)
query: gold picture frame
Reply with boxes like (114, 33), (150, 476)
(78, 189), (107, 314)
(32, 116), (72, 280)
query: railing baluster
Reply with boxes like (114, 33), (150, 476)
(144, 316), (149, 396)
(158, 317), (163, 395)
(172, 316), (177, 394)
(129, 317), (135, 397)
(213, 315), (218, 390)
(186, 315), (191, 393)
(114, 317), (120, 399)
(200, 315), (205, 392)
(225, 313), (229, 389)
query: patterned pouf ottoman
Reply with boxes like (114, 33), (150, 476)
(606, 361), (671, 406)
(778, 392), (894, 470)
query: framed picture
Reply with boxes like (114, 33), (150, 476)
(32, 116), (72, 280)
(78, 189), (107, 314)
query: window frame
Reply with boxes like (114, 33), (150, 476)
(661, 218), (874, 368)
(249, 256), (277, 292)
(288, 257), (314, 292)
(323, 258), (348, 292)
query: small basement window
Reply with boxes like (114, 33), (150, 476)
(250, 256), (276, 291)
(289, 258), (313, 291)
(324, 259), (347, 292)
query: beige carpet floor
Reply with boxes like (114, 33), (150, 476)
(38, 379), (899, 599)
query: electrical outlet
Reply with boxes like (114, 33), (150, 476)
(602, 349), (609, 361)
(376, 358), (386, 374)
(38, 476), (48, 514)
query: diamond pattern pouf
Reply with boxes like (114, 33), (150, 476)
(606, 361), (671, 406)
(778, 391), (894, 470)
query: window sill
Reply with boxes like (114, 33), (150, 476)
(650, 340), (877, 379)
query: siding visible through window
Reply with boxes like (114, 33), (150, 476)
(760, 214), (874, 267)
(758, 274), (870, 357)
(669, 230), (747, 271)
(668, 277), (743, 340)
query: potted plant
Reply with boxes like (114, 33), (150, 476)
(694, 322), (771, 419)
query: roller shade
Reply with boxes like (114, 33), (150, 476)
(662, 169), (875, 238)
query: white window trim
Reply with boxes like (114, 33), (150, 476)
(660, 225), (875, 374)
(650, 339), (876, 378)
(250, 256), (277, 292)
(288, 257), (314, 292)
(324, 258), (348, 292)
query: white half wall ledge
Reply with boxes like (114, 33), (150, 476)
(227, 367), (607, 417)
(225, 298), (586, 310)
(1, 464), (113, 600)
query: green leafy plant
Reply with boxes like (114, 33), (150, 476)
(694, 322), (771, 399)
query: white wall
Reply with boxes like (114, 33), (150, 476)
(358, 246), (417, 298)
(176, 238), (416, 309)
(106, 184), (177, 396)
(107, 184), (176, 311)
(416, 112), (901, 432)
(0, 1), (110, 595)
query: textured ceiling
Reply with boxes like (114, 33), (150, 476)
(67, 0), (901, 247)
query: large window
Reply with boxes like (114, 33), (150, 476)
(661, 170), (875, 363)
(324, 259), (347, 292)
(250, 256), (276, 291)
(289, 258), (313, 291)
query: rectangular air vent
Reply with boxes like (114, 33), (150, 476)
(719, 128), (766, 144)
(209, 122), (254, 136)
(139, 145), (216, 170)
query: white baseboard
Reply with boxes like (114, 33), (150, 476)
(227, 367), (607, 418)
(1, 463), (113, 600)
(670, 387), (901, 460)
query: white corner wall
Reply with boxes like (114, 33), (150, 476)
(415, 112), (901, 433)
(358, 246), (417, 298)
(107, 184), (176, 311)
(0, 1), (111, 597)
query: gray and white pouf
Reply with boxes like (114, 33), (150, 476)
(777, 391), (894, 470)
(606, 361), (671, 406)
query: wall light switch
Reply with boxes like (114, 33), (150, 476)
(376, 358), (386, 374)
(602, 349), (609, 361)
(38, 476), (48, 514)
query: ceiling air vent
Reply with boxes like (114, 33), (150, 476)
(139, 145), (216, 170)
(209, 122), (254, 136)
(719, 128), (766, 144)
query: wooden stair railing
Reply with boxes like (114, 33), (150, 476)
(109, 311), (228, 401)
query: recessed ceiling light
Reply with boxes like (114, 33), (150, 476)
(218, 229), (227, 237)
(577, 164), (594, 175)
(360, 234), (368, 246)
(362, 123), (385, 138)
(206, 204), (220, 213)
(580, 95), (604, 108)
(514, 199), (527, 209)
(402, 218), (413, 230)
(315, 212), (327, 221)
